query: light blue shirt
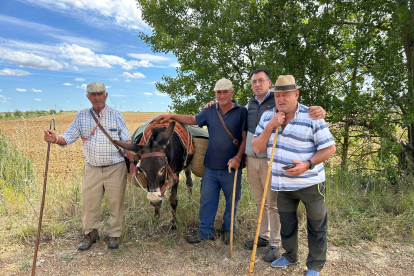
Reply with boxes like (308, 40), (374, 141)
(255, 92), (271, 105)
(60, 105), (131, 166)
(254, 103), (335, 191)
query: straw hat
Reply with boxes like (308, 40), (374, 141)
(269, 75), (301, 92)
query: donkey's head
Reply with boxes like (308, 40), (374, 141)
(113, 121), (176, 207)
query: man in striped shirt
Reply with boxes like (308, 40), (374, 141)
(252, 75), (336, 276)
(44, 82), (137, 250)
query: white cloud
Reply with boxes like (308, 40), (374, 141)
(105, 86), (112, 89)
(149, 102), (152, 104)
(16, 88), (27, 92)
(111, 94), (127, 97)
(0, 48), (63, 70)
(128, 53), (170, 62)
(161, 102), (165, 104)
(155, 91), (167, 97)
(32, 88), (42, 92)
(125, 79), (131, 82)
(0, 95), (4, 97)
(63, 83), (72, 86)
(35, 99), (41, 101)
(151, 81), (157, 85)
(122, 72), (145, 79)
(74, 78), (85, 81)
(0, 68), (31, 76)
(0, 16), (104, 51)
(110, 78), (119, 81)
(143, 92), (152, 95)
(169, 62), (181, 68)
(20, 0), (149, 31)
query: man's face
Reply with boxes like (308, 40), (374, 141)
(274, 90), (299, 114)
(87, 92), (107, 110)
(216, 89), (234, 106)
(250, 72), (272, 97)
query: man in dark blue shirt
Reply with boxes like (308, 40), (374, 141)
(156, 78), (247, 244)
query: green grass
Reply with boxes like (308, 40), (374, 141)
(0, 131), (413, 249)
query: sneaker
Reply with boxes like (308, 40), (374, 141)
(107, 237), (119, 249)
(78, 229), (99, 251)
(263, 246), (280, 262)
(270, 256), (296, 268)
(244, 236), (269, 250)
(305, 269), (320, 276)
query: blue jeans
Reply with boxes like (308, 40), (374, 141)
(197, 167), (242, 239)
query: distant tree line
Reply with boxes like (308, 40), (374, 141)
(137, 0), (414, 178)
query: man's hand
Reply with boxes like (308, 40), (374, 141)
(129, 163), (138, 176)
(268, 112), (285, 129)
(308, 106), (326, 120)
(156, 114), (172, 123)
(43, 129), (57, 143)
(284, 159), (309, 176)
(203, 101), (216, 109)
(227, 157), (241, 170)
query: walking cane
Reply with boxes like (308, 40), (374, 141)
(228, 164), (238, 258)
(247, 127), (279, 276)
(31, 119), (55, 276)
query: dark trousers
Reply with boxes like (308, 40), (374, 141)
(277, 183), (327, 272)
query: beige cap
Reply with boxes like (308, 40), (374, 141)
(213, 78), (233, 91)
(86, 82), (106, 93)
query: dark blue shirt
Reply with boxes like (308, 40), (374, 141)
(195, 101), (247, 169)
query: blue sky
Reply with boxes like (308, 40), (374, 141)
(0, 0), (178, 112)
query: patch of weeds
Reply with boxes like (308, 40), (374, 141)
(19, 259), (31, 270)
(59, 251), (76, 262)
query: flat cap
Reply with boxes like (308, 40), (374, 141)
(213, 78), (233, 91)
(86, 82), (106, 93)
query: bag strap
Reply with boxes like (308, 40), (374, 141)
(215, 106), (239, 151)
(90, 109), (126, 158)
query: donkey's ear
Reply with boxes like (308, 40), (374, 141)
(113, 140), (144, 154)
(158, 121), (175, 149)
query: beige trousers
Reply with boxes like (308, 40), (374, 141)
(82, 161), (127, 237)
(247, 155), (281, 246)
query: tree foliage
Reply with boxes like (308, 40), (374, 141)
(138, 0), (414, 173)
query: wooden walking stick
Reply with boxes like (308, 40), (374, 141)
(247, 127), (279, 276)
(228, 164), (238, 258)
(32, 119), (55, 276)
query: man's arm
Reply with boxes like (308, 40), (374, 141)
(308, 106), (326, 120)
(44, 130), (67, 145)
(156, 114), (197, 125)
(251, 112), (285, 154)
(228, 131), (247, 169)
(285, 145), (336, 176)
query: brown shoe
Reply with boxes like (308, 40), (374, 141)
(107, 237), (119, 249)
(224, 231), (232, 245)
(78, 229), (99, 251)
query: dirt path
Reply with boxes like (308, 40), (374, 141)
(1, 233), (413, 276)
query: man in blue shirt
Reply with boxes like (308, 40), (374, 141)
(156, 78), (247, 244)
(252, 75), (336, 276)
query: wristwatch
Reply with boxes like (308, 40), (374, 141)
(129, 160), (137, 164)
(307, 159), (315, 170)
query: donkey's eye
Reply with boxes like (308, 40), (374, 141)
(160, 167), (165, 174)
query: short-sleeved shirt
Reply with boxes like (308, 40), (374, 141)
(195, 101), (247, 169)
(60, 105), (131, 166)
(254, 103), (335, 191)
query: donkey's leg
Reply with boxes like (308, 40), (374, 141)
(184, 167), (193, 195)
(170, 179), (179, 230)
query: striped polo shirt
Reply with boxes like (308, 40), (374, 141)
(60, 105), (131, 167)
(254, 103), (335, 191)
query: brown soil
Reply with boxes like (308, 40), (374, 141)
(1, 113), (414, 276)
